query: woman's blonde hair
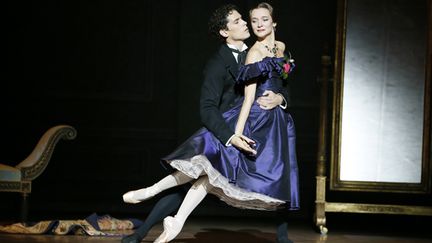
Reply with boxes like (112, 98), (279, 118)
(249, 2), (275, 21)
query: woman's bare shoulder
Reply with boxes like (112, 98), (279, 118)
(246, 45), (264, 64)
(276, 41), (286, 53)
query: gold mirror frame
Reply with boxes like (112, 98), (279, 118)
(314, 0), (432, 234)
(331, 0), (431, 193)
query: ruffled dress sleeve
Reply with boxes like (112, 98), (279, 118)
(236, 57), (285, 84)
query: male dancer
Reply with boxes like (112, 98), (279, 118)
(122, 4), (292, 243)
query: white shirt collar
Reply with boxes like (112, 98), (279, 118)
(227, 43), (248, 63)
(227, 43), (248, 52)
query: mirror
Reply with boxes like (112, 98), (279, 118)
(331, 0), (431, 193)
(314, 0), (432, 234)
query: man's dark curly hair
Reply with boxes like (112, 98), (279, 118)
(208, 4), (240, 42)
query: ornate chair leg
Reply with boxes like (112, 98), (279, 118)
(21, 192), (29, 225)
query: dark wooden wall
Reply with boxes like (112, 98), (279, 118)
(2, 0), (336, 221)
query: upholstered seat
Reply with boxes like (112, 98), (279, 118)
(0, 164), (21, 181)
(0, 125), (77, 223)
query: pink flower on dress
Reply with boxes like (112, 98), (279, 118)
(283, 63), (291, 73)
(278, 53), (295, 80)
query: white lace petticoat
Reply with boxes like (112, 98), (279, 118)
(168, 154), (285, 211)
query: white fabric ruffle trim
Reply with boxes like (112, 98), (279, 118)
(168, 154), (285, 211)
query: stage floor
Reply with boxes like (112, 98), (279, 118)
(1, 216), (431, 243)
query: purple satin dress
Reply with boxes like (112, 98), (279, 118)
(163, 57), (299, 211)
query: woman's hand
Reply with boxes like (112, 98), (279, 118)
(231, 134), (257, 155)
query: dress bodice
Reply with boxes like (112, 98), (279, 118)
(236, 56), (293, 97)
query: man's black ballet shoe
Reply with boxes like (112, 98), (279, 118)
(276, 237), (294, 243)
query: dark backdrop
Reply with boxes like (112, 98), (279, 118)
(2, 0), (336, 221)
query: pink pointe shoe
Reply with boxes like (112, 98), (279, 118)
(122, 187), (158, 204)
(153, 216), (183, 243)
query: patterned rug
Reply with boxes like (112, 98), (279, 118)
(0, 213), (142, 236)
